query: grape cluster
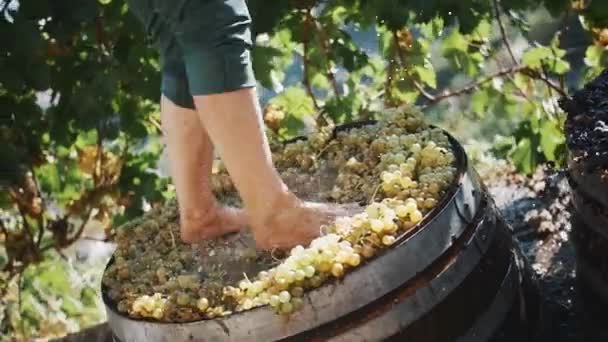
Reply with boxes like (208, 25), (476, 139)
(227, 234), (358, 314)
(308, 122), (335, 151)
(131, 293), (168, 319)
(103, 104), (458, 322)
(263, 103), (285, 133)
(219, 196), (429, 313)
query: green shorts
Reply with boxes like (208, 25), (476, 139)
(128, 0), (257, 109)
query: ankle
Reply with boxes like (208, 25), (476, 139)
(180, 200), (217, 226)
(249, 190), (301, 228)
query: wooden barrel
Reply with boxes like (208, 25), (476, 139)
(102, 127), (541, 342)
(561, 69), (608, 307)
(568, 165), (608, 305)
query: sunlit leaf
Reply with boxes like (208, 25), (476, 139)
(522, 46), (554, 69)
(584, 45), (608, 68)
(510, 137), (535, 175)
(442, 29), (468, 54)
(36, 163), (61, 194)
(539, 120), (565, 161)
(414, 65), (437, 89)
(471, 88), (489, 118)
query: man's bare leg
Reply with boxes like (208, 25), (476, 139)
(160, 95), (248, 242)
(192, 88), (351, 250)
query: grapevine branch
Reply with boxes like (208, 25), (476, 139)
(0, 218), (7, 236)
(493, 0), (518, 65)
(491, 0), (567, 99)
(306, 10), (341, 98)
(405, 2), (567, 108)
(561, 6), (571, 34)
(542, 64), (554, 99)
(63, 207), (94, 247)
(384, 30), (403, 106)
(18, 272), (25, 336)
(521, 68), (568, 97)
(28, 166), (46, 248)
(412, 80), (436, 102)
(93, 126), (104, 187)
(411, 63), (567, 108)
(58, 127), (104, 247)
(421, 65), (526, 107)
(505, 73), (535, 105)
(17, 206), (35, 248)
(302, 16), (321, 111)
(492, 52), (535, 105)
(391, 29), (437, 103)
(385, 57), (396, 106)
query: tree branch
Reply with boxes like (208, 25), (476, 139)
(493, 0), (518, 66)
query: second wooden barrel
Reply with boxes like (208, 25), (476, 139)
(569, 174), (608, 305)
(561, 69), (608, 307)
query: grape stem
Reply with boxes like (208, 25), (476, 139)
(168, 225), (176, 249)
(369, 183), (381, 204)
(270, 248), (282, 263)
(315, 141), (338, 158)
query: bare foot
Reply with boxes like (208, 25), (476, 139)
(252, 194), (362, 250)
(180, 202), (249, 243)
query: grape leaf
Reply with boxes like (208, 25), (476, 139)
(414, 65), (437, 89)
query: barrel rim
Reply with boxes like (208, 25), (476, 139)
(101, 123), (473, 329)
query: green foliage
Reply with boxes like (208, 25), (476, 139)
(1, 256), (106, 340)
(522, 34), (570, 74)
(268, 87), (314, 138)
(1, 0), (606, 339)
